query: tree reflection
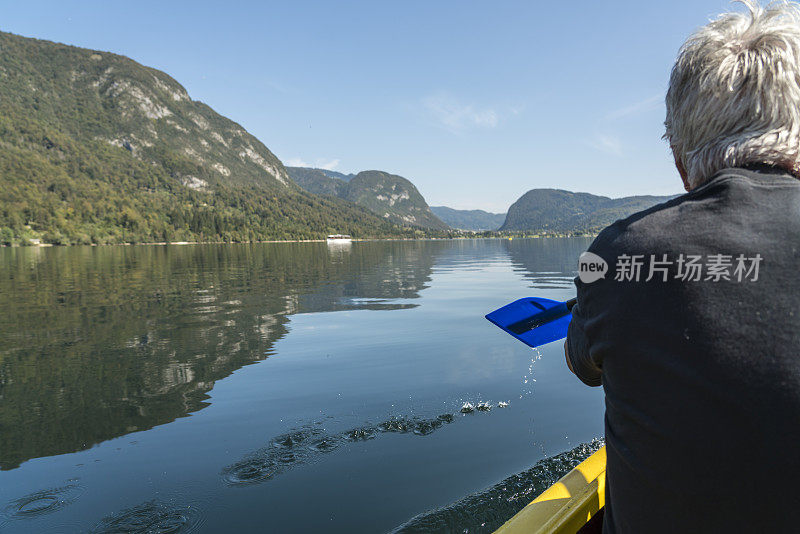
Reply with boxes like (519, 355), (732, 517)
(0, 241), (439, 470)
(503, 237), (593, 289)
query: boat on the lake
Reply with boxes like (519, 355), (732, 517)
(493, 446), (606, 534)
(326, 234), (352, 244)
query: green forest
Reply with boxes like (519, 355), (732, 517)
(0, 109), (422, 245)
(0, 31), (431, 246)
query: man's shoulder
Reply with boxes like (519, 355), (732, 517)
(588, 166), (800, 258)
(587, 193), (689, 256)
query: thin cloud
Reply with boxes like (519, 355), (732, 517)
(317, 159), (340, 170)
(589, 134), (623, 155)
(285, 158), (310, 167)
(606, 94), (662, 120)
(283, 157), (340, 170)
(421, 93), (499, 133)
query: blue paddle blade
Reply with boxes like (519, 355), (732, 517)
(485, 297), (572, 349)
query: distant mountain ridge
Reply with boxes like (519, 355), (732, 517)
(0, 31), (408, 245)
(430, 207), (506, 231)
(317, 169), (355, 182)
(285, 167), (347, 197)
(0, 31), (677, 244)
(501, 189), (677, 233)
(287, 167), (448, 230)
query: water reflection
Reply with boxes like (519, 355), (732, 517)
(1, 480), (84, 522)
(220, 409), (499, 486)
(90, 500), (204, 534)
(503, 237), (593, 289)
(392, 439), (604, 533)
(0, 238), (605, 534)
(0, 242), (439, 470)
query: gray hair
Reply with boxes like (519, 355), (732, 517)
(665, 1), (800, 188)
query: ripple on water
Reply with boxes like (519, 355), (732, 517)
(307, 435), (342, 453)
(91, 500), (203, 534)
(391, 439), (605, 534)
(343, 427), (377, 441)
(378, 417), (414, 433)
(276, 451), (301, 464)
(222, 457), (280, 485)
(222, 426), (324, 486)
(2, 480), (84, 521)
(221, 408), (496, 487)
(412, 418), (444, 436)
(271, 428), (322, 449)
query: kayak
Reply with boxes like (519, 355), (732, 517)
(493, 446), (606, 534)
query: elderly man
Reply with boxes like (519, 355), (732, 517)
(566, 2), (800, 532)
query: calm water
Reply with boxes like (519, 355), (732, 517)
(0, 238), (604, 533)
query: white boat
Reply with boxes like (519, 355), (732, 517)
(326, 234), (352, 243)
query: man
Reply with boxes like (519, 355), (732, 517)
(566, 2), (800, 532)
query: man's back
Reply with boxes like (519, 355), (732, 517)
(567, 166), (800, 533)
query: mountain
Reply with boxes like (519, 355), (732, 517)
(286, 167), (347, 197)
(344, 171), (449, 229)
(500, 189), (677, 233)
(317, 169), (355, 182)
(430, 206), (506, 231)
(286, 167), (449, 230)
(0, 31), (409, 245)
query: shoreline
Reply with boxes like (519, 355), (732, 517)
(0, 234), (597, 249)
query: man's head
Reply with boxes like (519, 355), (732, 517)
(665, 1), (800, 190)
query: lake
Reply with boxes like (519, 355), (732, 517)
(0, 238), (604, 533)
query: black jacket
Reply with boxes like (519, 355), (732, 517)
(567, 166), (800, 533)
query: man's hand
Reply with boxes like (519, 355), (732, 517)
(564, 340), (575, 374)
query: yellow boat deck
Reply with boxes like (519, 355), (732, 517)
(494, 446), (606, 534)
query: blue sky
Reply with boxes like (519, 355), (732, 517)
(3, 0), (742, 212)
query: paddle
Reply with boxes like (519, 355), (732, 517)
(485, 297), (577, 349)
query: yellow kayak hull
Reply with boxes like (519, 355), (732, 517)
(494, 446), (606, 534)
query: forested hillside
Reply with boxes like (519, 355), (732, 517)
(430, 206), (506, 231)
(286, 167), (347, 197)
(501, 189), (676, 233)
(0, 31), (410, 245)
(287, 167), (449, 230)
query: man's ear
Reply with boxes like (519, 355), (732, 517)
(680, 171), (691, 192)
(673, 151), (691, 191)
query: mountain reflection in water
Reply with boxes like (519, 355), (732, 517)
(504, 237), (593, 289)
(0, 242), (436, 470)
(0, 238), (604, 534)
